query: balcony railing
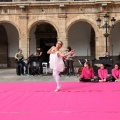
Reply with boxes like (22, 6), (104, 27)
(0, 0), (90, 2)
(1, 0), (119, 2)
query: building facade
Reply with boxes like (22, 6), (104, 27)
(0, 0), (120, 67)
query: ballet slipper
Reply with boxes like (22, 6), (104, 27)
(115, 80), (118, 82)
(54, 88), (60, 92)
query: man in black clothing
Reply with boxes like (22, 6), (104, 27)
(105, 51), (112, 60)
(35, 47), (43, 74)
(118, 52), (120, 61)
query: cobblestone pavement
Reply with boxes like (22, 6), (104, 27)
(0, 69), (79, 82)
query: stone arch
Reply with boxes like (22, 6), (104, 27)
(109, 19), (120, 33)
(28, 18), (58, 63)
(66, 16), (99, 38)
(28, 18), (59, 39)
(67, 16), (98, 60)
(109, 19), (120, 59)
(0, 20), (20, 67)
(0, 20), (21, 38)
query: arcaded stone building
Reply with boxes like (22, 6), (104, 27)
(0, 0), (120, 67)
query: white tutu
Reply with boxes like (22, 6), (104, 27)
(49, 52), (65, 72)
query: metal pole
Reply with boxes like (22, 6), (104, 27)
(106, 22), (107, 52)
(87, 49), (88, 60)
(112, 45), (113, 57)
(112, 45), (113, 66)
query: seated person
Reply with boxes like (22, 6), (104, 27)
(98, 63), (108, 82)
(15, 48), (28, 76)
(79, 62), (94, 82)
(105, 51), (112, 60)
(112, 63), (120, 82)
(99, 51), (112, 60)
(118, 52), (120, 61)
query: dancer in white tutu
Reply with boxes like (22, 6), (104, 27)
(47, 41), (74, 92)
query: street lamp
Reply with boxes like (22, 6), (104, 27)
(96, 14), (116, 52)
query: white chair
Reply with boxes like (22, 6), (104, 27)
(42, 62), (48, 74)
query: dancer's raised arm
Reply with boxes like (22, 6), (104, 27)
(57, 50), (74, 57)
(47, 46), (56, 54)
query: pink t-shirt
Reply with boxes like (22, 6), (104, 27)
(81, 67), (94, 79)
(98, 68), (108, 79)
(112, 68), (120, 79)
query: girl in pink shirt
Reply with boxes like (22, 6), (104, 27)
(98, 63), (108, 82)
(112, 63), (120, 82)
(80, 62), (94, 82)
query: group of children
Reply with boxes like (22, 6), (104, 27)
(80, 62), (120, 82)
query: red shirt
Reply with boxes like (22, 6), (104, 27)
(81, 67), (94, 79)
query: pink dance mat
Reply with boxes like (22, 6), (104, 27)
(0, 82), (120, 120)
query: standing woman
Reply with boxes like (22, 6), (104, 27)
(80, 62), (94, 82)
(98, 63), (108, 82)
(65, 46), (74, 75)
(112, 63), (120, 82)
(47, 41), (74, 92)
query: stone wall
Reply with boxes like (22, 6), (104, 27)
(0, 1), (120, 67)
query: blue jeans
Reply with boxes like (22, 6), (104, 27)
(18, 61), (28, 75)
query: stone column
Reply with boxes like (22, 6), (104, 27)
(58, 8), (67, 52)
(19, 15), (29, 59)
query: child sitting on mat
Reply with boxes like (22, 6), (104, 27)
(79, 62), (94, 82)
(98, 63), (109, 82)
(112, 63), (120, 82)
